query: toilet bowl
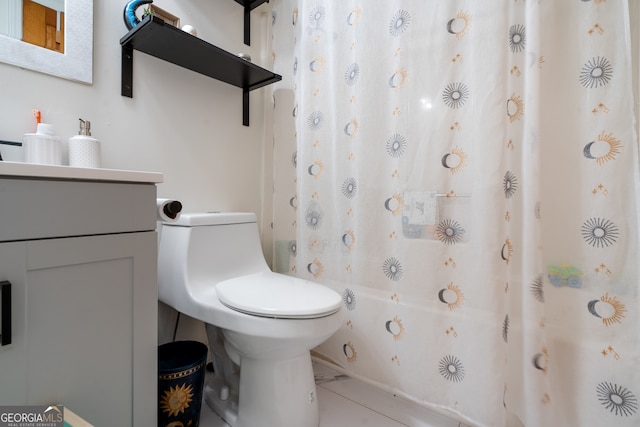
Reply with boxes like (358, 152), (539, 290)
(157, 212), (343, 427)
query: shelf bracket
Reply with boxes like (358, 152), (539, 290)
(244, 5), (251, 46)
(243, 89), (250, 126)
(122, 45), (134, 98)
(241, 0), (270, 46)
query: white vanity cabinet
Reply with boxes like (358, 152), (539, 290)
(0, 163), (163, 426)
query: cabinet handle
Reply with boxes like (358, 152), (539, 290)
(0, 281), (10, 346)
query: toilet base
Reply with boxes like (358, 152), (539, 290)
(205, 374), (239, 426)
(205, 351), (319, 427)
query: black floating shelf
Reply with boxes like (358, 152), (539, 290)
(233, 0), (270, 10)
(120, 15), (282, 126)
(233, 0), (270, 46)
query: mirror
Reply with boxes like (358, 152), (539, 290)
(1, 0), (66, 53)
(0, 0), (92, 83)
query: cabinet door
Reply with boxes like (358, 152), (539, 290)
(0, 241), (27, 404)
(24, 232), (157, 426)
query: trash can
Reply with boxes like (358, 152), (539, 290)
(158, 340), (208, 427)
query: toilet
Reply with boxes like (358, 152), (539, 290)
(157, 212), (343, 427)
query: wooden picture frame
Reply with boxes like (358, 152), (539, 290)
(147, 5), (180, 28)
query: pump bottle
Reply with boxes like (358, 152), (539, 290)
(69, 118), (101, 168)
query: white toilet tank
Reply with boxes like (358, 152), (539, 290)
(157, 212), (271, 311)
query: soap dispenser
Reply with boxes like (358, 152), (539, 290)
(69, 118), (101, 168)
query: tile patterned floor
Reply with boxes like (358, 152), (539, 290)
(199, 361), (472, 427)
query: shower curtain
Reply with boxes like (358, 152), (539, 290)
(268, 1), (640, 426)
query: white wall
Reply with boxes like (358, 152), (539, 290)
(0, 0), (275, 343)
(0, 0), (272, 215)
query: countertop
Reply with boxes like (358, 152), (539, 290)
(0, 161), (163, 183)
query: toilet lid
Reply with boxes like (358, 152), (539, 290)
(216, 272), (342, 319)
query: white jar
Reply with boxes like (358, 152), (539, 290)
(23, 123), (62, 165)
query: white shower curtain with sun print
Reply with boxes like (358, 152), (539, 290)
(268, 1), (639, 426)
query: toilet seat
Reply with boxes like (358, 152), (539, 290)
(216, 272), (342, 319)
